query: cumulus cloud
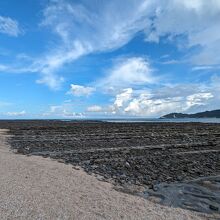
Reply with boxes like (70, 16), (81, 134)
(68, 84), (95, 97)
(45, 78), (219, 117)
(97, 57), (156, 90)
(92, 85), (216, 117)
(0, 15), (21, 36)
(114, 88), (133, 109)
(124, 95), (183, 116)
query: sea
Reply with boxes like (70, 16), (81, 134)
(102, 118), (220, 123)
(61, 118), (220, 123)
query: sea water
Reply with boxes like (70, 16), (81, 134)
(102, 118), (220, 123)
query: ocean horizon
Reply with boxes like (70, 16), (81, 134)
(58, 118), (220, 123)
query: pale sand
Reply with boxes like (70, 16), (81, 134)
(0, 129), (214, 220)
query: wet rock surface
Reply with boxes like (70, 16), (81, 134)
(142, 176), (220, 214)
(0, 120), (220, 214)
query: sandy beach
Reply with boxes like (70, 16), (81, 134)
(0, 129), (211, 220)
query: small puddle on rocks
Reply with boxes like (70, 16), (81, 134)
(141, 176), (220, 214)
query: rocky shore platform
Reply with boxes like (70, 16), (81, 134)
(0, 120), (220, 215)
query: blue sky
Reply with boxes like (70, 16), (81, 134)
(0, 0), (220, 119)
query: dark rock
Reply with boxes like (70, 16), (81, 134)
(209, 205), (219, 211)
(2, 119), (220, 215)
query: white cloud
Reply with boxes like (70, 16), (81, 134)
(109, 89), (182, 116)
(1, 1), (152, 89)
(5, 110), (26, 116)
(87, 105), (103, 112)
(145, 0), (220, 66)
(114, 88), (133, 109)
(191, 66), (219, 71)
(186, 93), (214, 109)
(36, 73), (64, 89)
(33, 41), (88, 89)
(36, 0), (220, 87)
(161, 59), (182, 65)
(68, 84), (95, 97)
(97, 57), (156, 91)
(91, 85), (216, 117)
(62, 111), (84, 117)
(0, 15), (21, 37)
(41, 0), (152, 51)
(1, 0), (220, 89)
(49, 105), (63, 114)
(43, 105), (84, 118)
(29, 0), (154, 88)
(44, 78), (220, 117)
(119, 90), (214, 117)
(124, 95), (183, 117)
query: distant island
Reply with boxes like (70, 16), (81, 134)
(160, 109), (220, 119)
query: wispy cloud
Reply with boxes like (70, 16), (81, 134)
(43, 105), (84, 118)
(146, 0), (220, 66)
(34, 0), (153, 88)
(86, 105), (103, 113)
(192, 65), (220, 71)
(160, 59), (183, 65)
(31, 0), (220, 88)
(5, 110), (26, 117)
(0, 64), (8, 71)
(0, 15), (22, 37)
(1, 0), (220, 91)
(97, 57), (156, 92)
(0, 101), (12, 107)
